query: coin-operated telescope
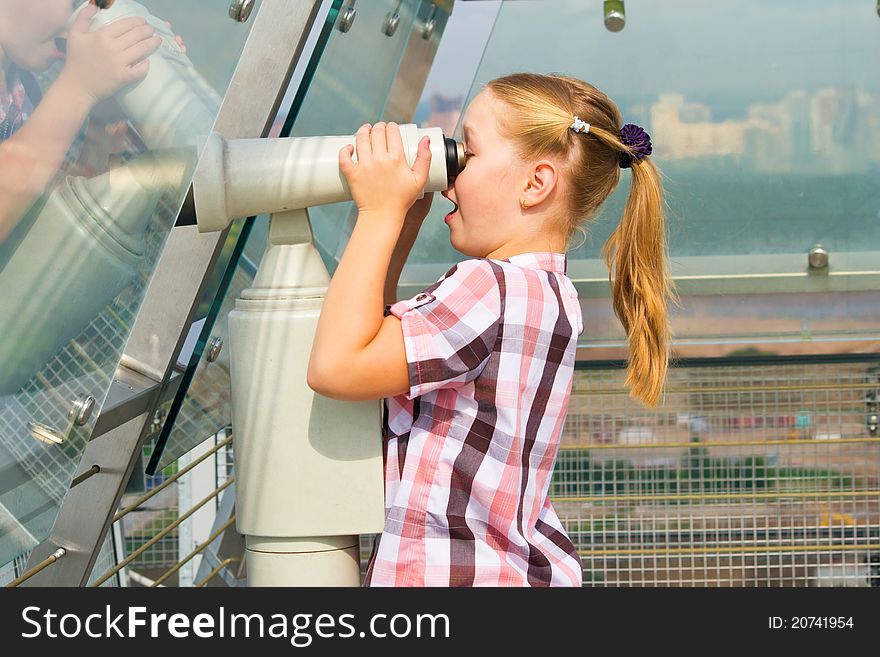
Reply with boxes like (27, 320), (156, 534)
(191, 124), (466, 586)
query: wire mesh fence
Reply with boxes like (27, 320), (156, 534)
(0, 205), (176, 571)
(553, 360), (880, 586)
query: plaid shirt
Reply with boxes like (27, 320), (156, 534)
(365, 252), (584, 587)
(0, 66), (33, 141)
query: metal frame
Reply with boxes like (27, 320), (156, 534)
(194, 482), (245, 587)
(383, 0), (451, 123)
(22, 0), (326, 586)
(399, 251), (880, 300)
(398, 253), (880, 359)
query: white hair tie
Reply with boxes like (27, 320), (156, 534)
(570, 116), (590, 134)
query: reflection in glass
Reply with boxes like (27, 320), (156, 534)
(0, 0), (255, 566)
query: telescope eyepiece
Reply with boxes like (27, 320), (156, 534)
(444, 136), (467, 186)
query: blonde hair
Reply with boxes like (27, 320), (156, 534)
(483, 72), (680, 408)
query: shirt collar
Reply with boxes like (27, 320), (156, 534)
(497, 252), (567, 275)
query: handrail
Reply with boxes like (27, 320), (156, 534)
(581, 543), (880, 557)
(92, 477), (234, 587)
(113, 436), (232, 522)
(5, 548), (66, 588)
(551, 489), (880, 504)
(570, 381), (876, 396)
(559, 437), (880, 450)
(196, 557), (242, 588)
(151, 515), (237, 587)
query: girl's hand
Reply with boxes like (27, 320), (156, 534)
(338, 122), (432, 220)
(58, 4), (162, 106)
(164, 21), (187, 53)
(69, 99), (131, 178)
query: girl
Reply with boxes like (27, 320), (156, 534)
(307, 72), (678, 587)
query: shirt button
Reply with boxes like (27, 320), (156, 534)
(416, 293), (429, 301)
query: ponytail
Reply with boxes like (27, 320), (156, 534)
(600, 156), (679, 407)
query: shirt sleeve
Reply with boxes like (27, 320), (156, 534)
(386, 258), (501, 400)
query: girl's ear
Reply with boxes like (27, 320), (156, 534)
(522, 160), (559, 207)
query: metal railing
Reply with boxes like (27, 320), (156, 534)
(6, 549), (67, 588)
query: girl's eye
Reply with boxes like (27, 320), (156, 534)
(465, 150), (474, 157)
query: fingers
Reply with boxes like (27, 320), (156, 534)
(122, 34), (161, 66)
(355, 123), (372, 161)
(411, 136), (432, 186)
(116, 23), (156, 50)
(104, 17), (150, 38)
(370, 122), (387, 156)
(124, 58), (150, 83)
(385, 122), (405, 159)
(72, 4), (98, 32)
(338, 143), (355, 176)
(346, 122), (429, 180)
(164, 20), (187, 52)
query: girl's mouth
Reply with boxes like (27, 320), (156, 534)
(51, 37), (66, 59)
(444, 201), (458, 224)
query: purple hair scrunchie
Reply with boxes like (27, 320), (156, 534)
(619, 123), (652, 169)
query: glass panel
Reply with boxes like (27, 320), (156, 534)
(149, 0), (452, 470)
(302, 0), (432, 274)
(0, 0), (258, 566)
(408, 0), (880, 265)
(146, 0), (346, 472)
(150, 249), (252, 472)
(395, 0), (880, 356)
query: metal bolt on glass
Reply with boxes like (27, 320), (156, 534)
(422, 3), (438, 40)
(207, 336), (224, 363)
(808, 244), (829, 270)
(338, 2), (357, 32)
(26, 395), (96, 446)
(150, 407), (168, 436)
(604, 0), (625, 32)
(229, 0), (255, 23)
(72, 395), (96, 427)
(867, 368), (880, 436)
(866, 396), (878, 434)
(383, 2), (401, 36)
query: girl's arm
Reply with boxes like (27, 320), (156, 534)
(0, 76), (93, 241)
(383, 192), (432, 306)
(0, 5), (160, 242)
(308, 122), (432, 401)
(309, 210), (412, 400)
